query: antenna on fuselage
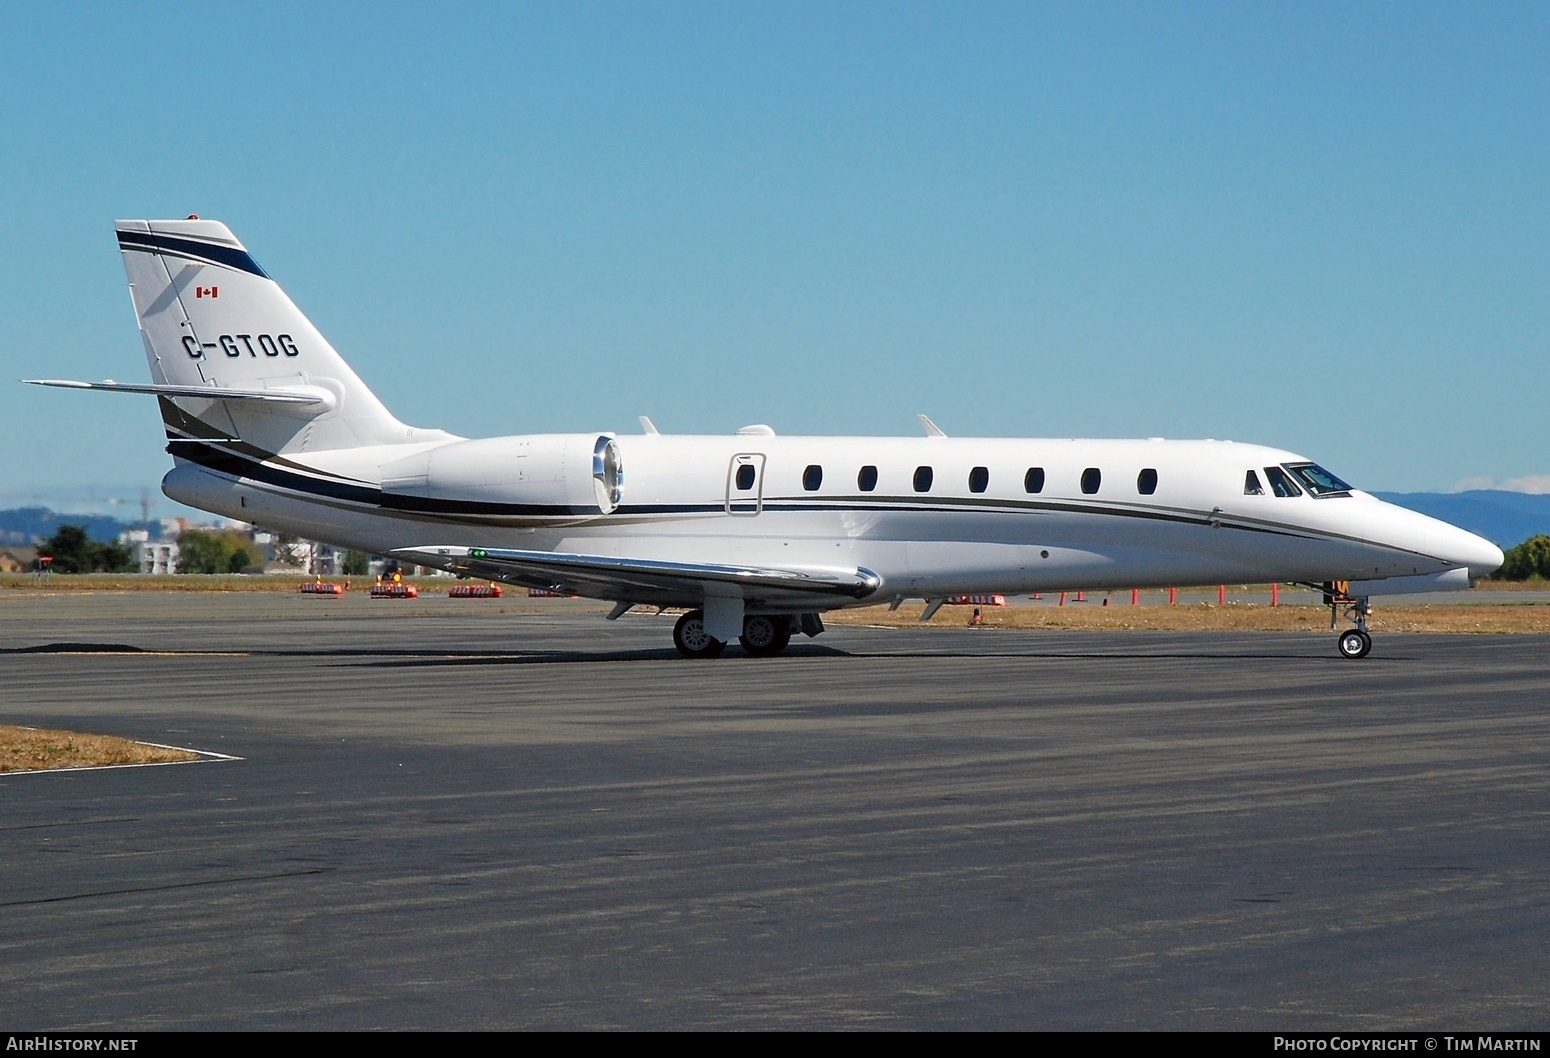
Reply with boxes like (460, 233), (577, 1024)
(917, 414), (947, 438)
(639, 416), (660, 435)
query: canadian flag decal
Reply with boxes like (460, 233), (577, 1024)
(195, 286), (218, 298)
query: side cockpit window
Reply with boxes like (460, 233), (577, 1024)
(1264, 466), (1303, 498)
(1244, 470), (1264, 496)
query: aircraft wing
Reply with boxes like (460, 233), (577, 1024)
(392, 545), (882, 608)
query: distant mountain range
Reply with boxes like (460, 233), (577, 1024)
(0, 508), (134, 547)
(1373, 491), (1550, 549)
(2, 491), (1546, 552)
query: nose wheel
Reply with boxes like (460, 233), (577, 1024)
(1326, 583), (1374, 659)
(1338, 628), (1372, 659)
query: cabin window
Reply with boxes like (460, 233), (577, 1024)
(1137, 468), (1157, 495)
(968, 466), (989, 493)
(803, 464), (823, 491)
(914, 466), (934, 492)
(1264, 466), (1303, 498)
(1285, 462), (1353, 497)
(735, 464), (756, 491)
(1081, 468), (1101, 495)
(1024, 467), (1045, 494)
(858, 465), (878, 492)
(1244, 470), (1264, 495)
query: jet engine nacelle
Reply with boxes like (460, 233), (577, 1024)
(380, 433), (622, 515)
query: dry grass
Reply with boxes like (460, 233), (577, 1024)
(1465, 578), (1550, 592)
(0, 725), (200, 773)
(3, 575), (1548, 633)
(827, 601), (1550, 634)
(0, 573), (444, 593)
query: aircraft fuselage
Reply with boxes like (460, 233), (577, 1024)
(161, 431), (1501, 604)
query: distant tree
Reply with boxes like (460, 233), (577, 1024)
(1495, 535), (1550, 580)
(42, 525), (95, 573)
(177, 530), (254, 574)
(176, 531), (225, 574)
(97, 541), (136, 573)
(42, 525), (136, 573)
(342, 550), (370, 576)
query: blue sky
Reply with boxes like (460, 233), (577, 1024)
(2, 1), (1546, 512)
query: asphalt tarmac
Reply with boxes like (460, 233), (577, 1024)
(2, 592), (1547, 1030)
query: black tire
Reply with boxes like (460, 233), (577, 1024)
(738, 615), (792, 657)
(1338, 629), (1372, 659)
(673, 610), (726, 659)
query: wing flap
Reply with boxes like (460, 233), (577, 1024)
(393, 545), (881, 607)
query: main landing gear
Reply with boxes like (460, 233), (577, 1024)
(671, 611), (800, 659)
(737, 615), (792, 657)
(672, 610), (726, 658)
(1325, 581), (1373, 659)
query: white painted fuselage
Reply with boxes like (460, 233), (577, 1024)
(161, 430), (1503, 605)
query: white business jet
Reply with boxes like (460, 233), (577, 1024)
(28, 218), (1503, 659)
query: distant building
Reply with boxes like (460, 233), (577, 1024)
(117, 528), (181, 575)
(139, 539), (179, 575)
(311, 543), (344, 576)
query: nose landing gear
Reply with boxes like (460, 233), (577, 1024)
(1325, 582), (1373, 659)
(1338, 627), (1372, 659)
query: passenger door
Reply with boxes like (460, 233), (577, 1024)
(725, 453), (766, 515)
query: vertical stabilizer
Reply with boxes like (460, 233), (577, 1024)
(117, 219), (424, 455)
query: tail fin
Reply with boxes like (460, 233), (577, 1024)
(117, 218), (426, 455)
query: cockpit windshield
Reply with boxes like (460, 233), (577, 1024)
(1283, 462), (1353, 497)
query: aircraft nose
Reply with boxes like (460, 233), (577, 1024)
(1457, 530), (1505, 580)
(1428, 515), (1504, 579)
(1369, 500), (1504, 580)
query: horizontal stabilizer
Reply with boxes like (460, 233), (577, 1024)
(24, 379), (332, 406)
